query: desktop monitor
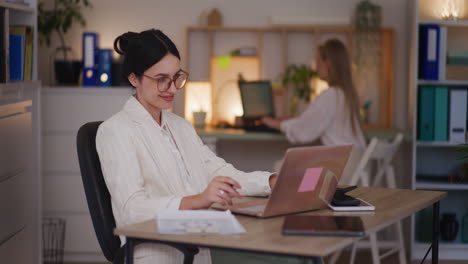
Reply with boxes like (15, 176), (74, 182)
(238, 81), (275, 118)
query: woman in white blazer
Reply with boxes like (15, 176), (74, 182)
(262, 39), (366, 184)
(95, 29), (280, 264)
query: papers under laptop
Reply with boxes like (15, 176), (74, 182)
(214, 145), (353, 217)
(238, 81), (278, 132)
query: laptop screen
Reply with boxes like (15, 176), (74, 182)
(238, 81), (274, 118)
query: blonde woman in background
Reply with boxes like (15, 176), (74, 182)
(262, 39), (366, 184)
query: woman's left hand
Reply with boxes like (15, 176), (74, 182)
(261, 116), (282, 130)
(269, 174), (277, 189)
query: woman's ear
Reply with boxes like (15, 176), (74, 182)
(128, 73), (140, 88)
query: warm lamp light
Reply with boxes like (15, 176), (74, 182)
(440, 0), (464, 20)
(210, 56), (260, 125)
(184, 81), (212, 125)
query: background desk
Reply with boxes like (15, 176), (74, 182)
(115, 187), (445, 264)
(196, 127), (411, 172)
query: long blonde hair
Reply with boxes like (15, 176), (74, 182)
(319, 39), (362, 136)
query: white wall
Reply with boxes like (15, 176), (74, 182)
(38, 0), (411, 129)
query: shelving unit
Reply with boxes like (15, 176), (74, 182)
(1, 0), (38, 82)
(410, 0), (468, 261)
(0, 1), (41, 263)
(186, 25), (395, 128)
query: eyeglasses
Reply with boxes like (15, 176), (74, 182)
(143, 70), (189, 92)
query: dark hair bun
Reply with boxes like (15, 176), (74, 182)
(113, 32), (139, 55)
(113, 28), (181, 80)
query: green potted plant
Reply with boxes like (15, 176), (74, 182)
(281, 64), (318, 116)
(38, 0), (92, 84)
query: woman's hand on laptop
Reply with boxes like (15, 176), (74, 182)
(180, 176), (242, 209)
(269, 174), (277, 189)
(262, 117), (281, 130)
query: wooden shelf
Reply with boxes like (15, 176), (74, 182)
(187, 25), (353, 33)
(416, 181), (468, 191)
(418, 19), (468, 27)
(0, 1), (35, 12)
(418, 80), (468, 86)
(413, 242), (468, 260)
(416, 141), (465, 147)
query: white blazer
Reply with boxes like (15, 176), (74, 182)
(280, 87), (366, 149)
(96, 96), (272, 264)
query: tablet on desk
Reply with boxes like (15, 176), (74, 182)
(282, 215), (366, 237)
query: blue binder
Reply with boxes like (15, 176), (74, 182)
(419, 25), (439, 80)
(434, 86), (448, 141)
(82, 32), (99, 86)
(9, 34), (24, 81)
(97, 49), (112, 86)
(418, 86), (435, 141)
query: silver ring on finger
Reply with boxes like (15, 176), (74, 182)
(218, 189), (225, 195)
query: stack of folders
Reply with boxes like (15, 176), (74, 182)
(8, 25), (33, 81)
(82, 32), (113, 87)
(418, 86), (467, 143)
(418, 24), (446, 81)
(446, 50), (468, 81)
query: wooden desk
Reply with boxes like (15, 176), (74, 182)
(115, 187), (446, 264)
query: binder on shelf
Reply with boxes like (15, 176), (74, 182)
(9, 34), (24, 81)
(418, 25), (439, 80)
(97, 49), (112, 87)
(418, 86), (435, 141)
(449, 89), (467, 143)
(434, 86), (448, 141)
(0, 8), (8, 82)
(10, 25), (32, 81)
(82, 32), (99, 86)
(438, 26), (447, 81)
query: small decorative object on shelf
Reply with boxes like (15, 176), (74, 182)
(207, 8), (223, 27)
(38, 0), (92, 85)
(440, 212), (459, 241)
(441, 0), (465, 20)
(230, 47), (256, 56)
(193, 111), (207, 129)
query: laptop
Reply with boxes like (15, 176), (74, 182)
(238, 81), (278, 133)
(217, 145), (352, 217)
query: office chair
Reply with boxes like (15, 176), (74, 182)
(77, 121), (200, 264)
(329, 133), (406, 264)
(77, 121), (125, 264)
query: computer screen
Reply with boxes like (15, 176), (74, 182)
(238, 81), (274, 118)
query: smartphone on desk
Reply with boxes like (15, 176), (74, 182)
(327, 198), (375, 212)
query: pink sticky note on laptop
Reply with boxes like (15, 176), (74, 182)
(298, 167), (322, 192)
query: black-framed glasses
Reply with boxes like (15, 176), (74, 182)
(143, 70), (189, 92)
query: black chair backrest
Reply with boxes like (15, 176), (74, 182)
(76, 121), (121, 262)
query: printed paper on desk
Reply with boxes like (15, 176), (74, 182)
(156, 210), (245, 235)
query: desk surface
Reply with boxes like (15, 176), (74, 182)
(196, 127), (412, 142)
(115, 187), (444, 258)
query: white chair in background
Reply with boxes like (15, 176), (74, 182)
(328, 133), (406, 264)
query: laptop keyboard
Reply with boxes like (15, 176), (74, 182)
(238, 204), (266, 212)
